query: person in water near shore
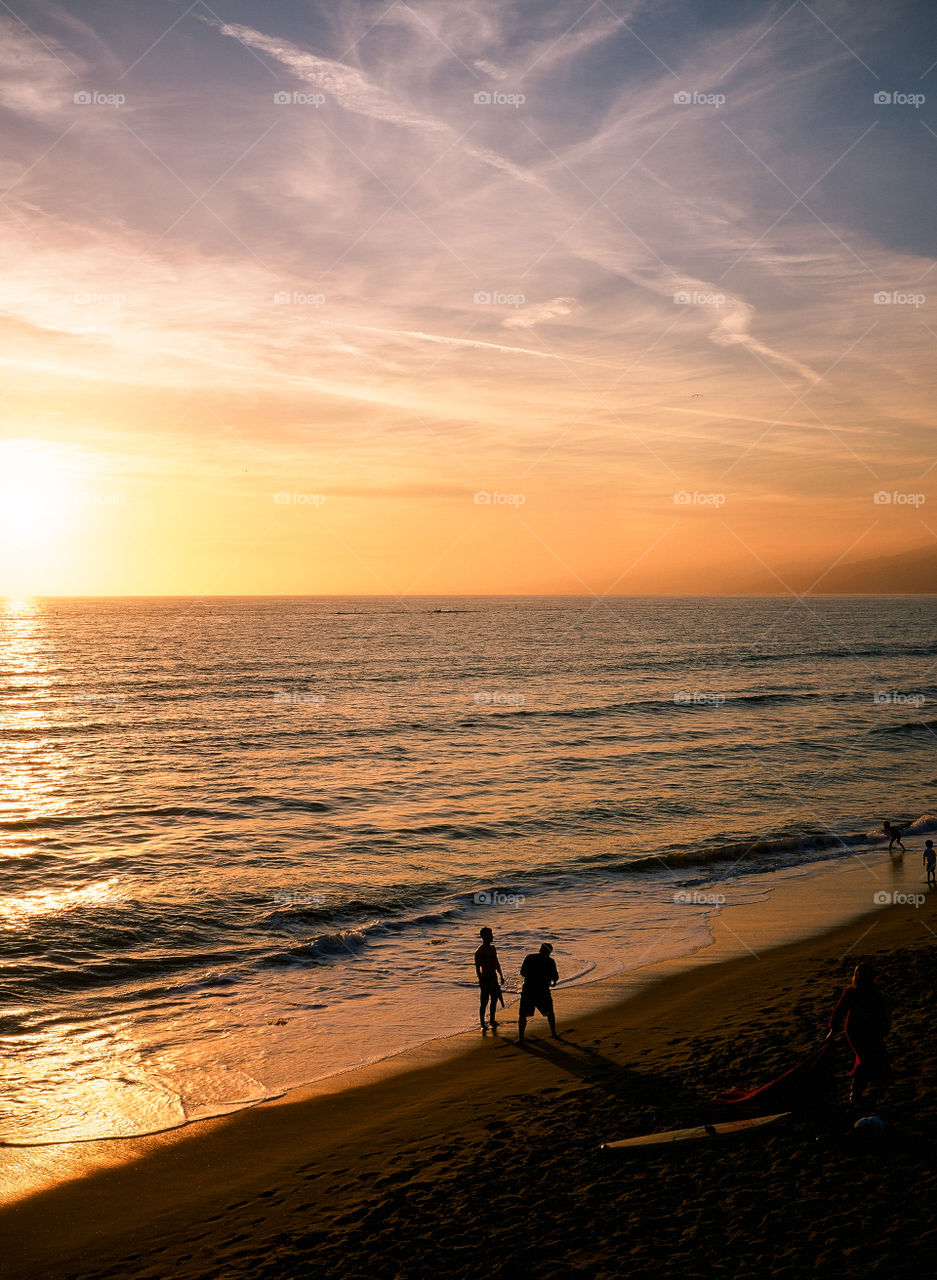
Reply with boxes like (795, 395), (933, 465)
(883, 822), (905, 854)
(828, 963), (892, 1107)
(474, 927), (504, 1029)
(518, 942), (559, 1044)
(924, 840), (936, 888)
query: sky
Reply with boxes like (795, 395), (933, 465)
(0, 0), (936, 596)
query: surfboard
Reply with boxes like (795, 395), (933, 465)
(601, 1112), (789, 1152)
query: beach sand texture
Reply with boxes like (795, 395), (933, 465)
(3, 891), (935, 1280)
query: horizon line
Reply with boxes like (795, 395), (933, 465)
(5, 591), (937, 601)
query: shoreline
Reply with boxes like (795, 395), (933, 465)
(3, 835), (921, 1159)
(0, 848), (908, 1153)
(0, 850), (923, 1166)
(3, 849), (935, 1278)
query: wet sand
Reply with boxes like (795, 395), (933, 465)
(3, 858), (936, 1280)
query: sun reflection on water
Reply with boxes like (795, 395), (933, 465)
(1, 595), (47, 712)
(0, 878), (119, 929)
(1, 597), (62, 821)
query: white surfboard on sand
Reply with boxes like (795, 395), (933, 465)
(601, 1112), (790, 1152)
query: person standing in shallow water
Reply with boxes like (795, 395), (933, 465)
(828, 962), (892, 1107)
(518, 942), (559, 1044)
(474, 927), (504, 1029)
(924, 839), (936, 888)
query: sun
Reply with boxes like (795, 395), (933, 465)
(0, 439), (71, 548)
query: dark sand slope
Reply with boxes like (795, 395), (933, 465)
(3, 902), (935, 1280)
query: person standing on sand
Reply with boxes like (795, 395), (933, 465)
(474, 927), (504, 1029)
(827, 963), (892, 1107)
(924, 840), (936, 888)
(518, 942), (559, 1045)
(883, 821), (905, 854)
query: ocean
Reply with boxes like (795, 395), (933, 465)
(1, 594), (935, 1144)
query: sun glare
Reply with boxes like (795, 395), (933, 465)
(0, 439), (71, 548)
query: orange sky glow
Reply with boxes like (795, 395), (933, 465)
(1, 1), (935, 597)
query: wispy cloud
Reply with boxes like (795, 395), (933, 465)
(206, 16), (542, 186)
(1, 0), (934, 591)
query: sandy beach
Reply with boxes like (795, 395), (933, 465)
(3, 856), (935, 1280)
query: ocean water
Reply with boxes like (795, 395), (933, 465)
(1, 594), (936, 1144)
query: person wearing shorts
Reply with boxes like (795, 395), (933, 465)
(518, 942), (559, 1044)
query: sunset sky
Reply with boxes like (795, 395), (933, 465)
(1, 0), (935, 596)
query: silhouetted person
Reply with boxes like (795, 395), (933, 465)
(924, 840), (936, 888)
(518, 942), (559, 1044)
(474, 927), (504, 1029)
(828, 962), (892, 1106)
(883, 821), (905, 854)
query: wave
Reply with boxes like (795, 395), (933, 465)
(262, 928), (369, 965)
(257, 892), (416, 930)
(215, 814), (937, 971)
(596, 813), (937, 876)
(3, 684), (904, 744)
(257, 814), (937, 968)
(0, 805), (242, 832)
(6, 946), (243, 991)
(231, 794), (332, 813)
(889, 813), (937, 836)
(259, 904), (466, 967)
(12, 812), (937, 992)
(584, 643), (937, 676)
(728, 644), (937, 664)
(0, 797), (333, 833)
(463, 689), (870, 726)
(342, 797), (864, 848)
(617, 832), (867, 875)
(872, 718), (937, 735)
